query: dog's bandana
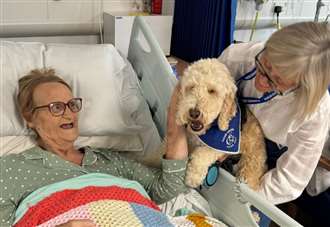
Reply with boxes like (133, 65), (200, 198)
(198, 103), (241, 154)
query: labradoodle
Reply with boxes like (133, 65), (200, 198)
(177, 59), (267, 190)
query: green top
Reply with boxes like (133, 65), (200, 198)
(0, 146), (188, 226)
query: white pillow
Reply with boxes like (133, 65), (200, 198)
(0, 41), (44, 136)
(0, 135), (143, 156)
(44, 43), (143, 136)
(0, 41), (144, 136)
(0, 41), (161, 158)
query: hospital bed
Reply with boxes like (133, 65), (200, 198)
(0, 17), (302, 227)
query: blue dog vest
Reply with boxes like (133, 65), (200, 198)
(198, 102), (241, 154)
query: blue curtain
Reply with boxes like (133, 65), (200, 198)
(171, 0), (237, 62)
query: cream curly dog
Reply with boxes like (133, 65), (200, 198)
(177, 59), (267, 190)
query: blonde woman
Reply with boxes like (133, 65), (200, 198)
(218, 22), (330, 226)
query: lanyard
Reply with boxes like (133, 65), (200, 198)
(236, 67), (277, 104)
(236, 67), (257, 84)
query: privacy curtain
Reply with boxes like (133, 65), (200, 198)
(170, 0), (237, 62)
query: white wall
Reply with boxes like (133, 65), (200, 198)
(102, 0), (175, 15)
(2, 0), (327, 44)
(0, 0), (101, 37)
(235, 0), (330, 42)
(0, 0), (175, 38)
(0, 35), (100, 44)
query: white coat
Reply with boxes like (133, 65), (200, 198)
(218, 42), (330, 204)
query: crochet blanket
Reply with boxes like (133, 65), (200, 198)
(13, 174), (226, 227)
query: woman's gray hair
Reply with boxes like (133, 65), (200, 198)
(265, 22), (330, 120)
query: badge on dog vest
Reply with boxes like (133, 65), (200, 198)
(198, 103), (241, 154)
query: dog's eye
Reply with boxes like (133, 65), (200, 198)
(186, 85), (195, 92)
(208, 89), (217, 94)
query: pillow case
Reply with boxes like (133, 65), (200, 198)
(44, 43), (143, 136)
(0, 135), (143, 156)
(44, 43), (161, 158)
(1, 41), (146, 136)
(0, 41), (44, 136)
(1, 41), (162, 158)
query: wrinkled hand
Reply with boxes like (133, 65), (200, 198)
(56, 219), (96, 227)
(165, 84), (188, 160)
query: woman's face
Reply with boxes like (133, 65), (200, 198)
(255, 51), (297, 95)
(26, 82), (79, 145)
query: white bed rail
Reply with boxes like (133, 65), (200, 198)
(127, 16), (177, 139)
(199, 168), (303, 227)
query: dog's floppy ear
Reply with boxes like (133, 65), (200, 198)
(217, 86), (237, 131)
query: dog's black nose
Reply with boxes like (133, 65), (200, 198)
(189, 108), (200, 119)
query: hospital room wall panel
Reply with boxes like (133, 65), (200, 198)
(47, 0), (98, 22)
(103, 0), (136, 13)
(0, 0), (175, 39)
(0, 35), (99, 44)
(102, 0), (175, 15)
(1, 0), (328, 45)
(2, 0), (47, 23)
(235, 0), (330, 42)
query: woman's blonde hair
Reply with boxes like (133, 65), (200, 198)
(265, 22), (330, 120)
(17, 68), (71, 116)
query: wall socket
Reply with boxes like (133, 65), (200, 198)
(272, 1), (288, 15)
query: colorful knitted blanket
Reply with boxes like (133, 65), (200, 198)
(13, 173), (226, 227)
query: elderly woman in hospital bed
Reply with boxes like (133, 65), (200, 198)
(0, 68), (190, 226)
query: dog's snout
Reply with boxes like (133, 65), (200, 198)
(189, 108), (201, 119)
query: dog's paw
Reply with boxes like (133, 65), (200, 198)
(238, 176), (260, 191)
(185, 169), (207, 188)
(236, 172), (260, 190)
(236, 176), (247, 185)
(185, 175), (203, 188)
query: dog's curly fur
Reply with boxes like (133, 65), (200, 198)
(177, 59), (267, 190)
